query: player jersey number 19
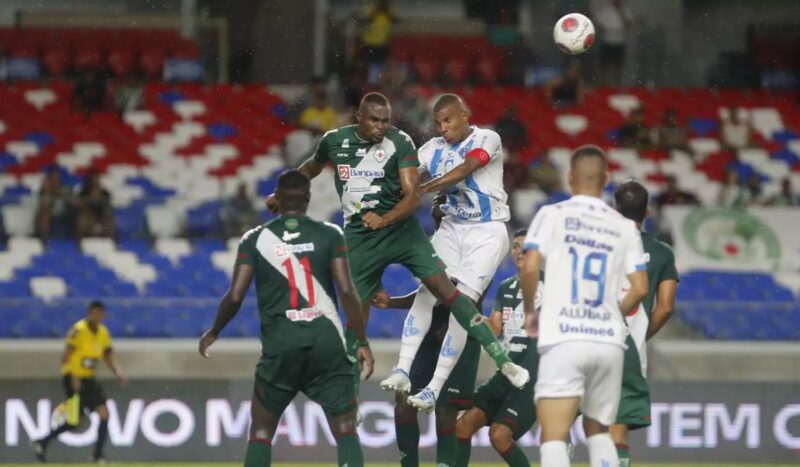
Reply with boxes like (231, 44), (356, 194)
(568, 247), (607, 307)
(281, 257), (315, 308)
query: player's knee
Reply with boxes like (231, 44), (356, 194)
(455, 416), (473, 438)
(582, 416), (609, 437)
(489, 424), (513, 452)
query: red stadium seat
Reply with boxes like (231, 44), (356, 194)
(42, 48), (72, 77)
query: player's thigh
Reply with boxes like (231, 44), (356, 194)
(535, 342), (586, 403)
(615, 337), (652, 430)
(80, 378), (107, 412)
(254, 352), (303, 416)
(438, 337), (481, 410)
(393, 218), (446, 282)
(345, 230), (390, 302)
(473, 372), (512, 428)
(537, 397), (581, 442)
(429, 218), (461, 271)
(304, 341), (358, 417)
(581, 344), (625, 428)
(451, 221), (509, 297)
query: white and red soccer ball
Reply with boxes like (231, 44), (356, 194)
(554, 13), (595, 55)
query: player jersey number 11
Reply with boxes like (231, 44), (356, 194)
(568, 247), (607, 307)
(282, 257), (316, 309)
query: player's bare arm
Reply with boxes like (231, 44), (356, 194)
(646, 278), (677, 339)
(265, 158), (325, 213)
(199, 262), (255, 358)
(520, 249), (543, 316)
(363, 165), (421, 230)
(488, 310), (503, 336)
(331, 256), (374, 380)
(619, 270), (648, 316)
(420, 153), (486, 194)
(103, 348), (127, 385)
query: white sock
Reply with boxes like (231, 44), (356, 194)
(587, 433), (618, 467)
(540, 440), (570, 467)
(427, 314), (468, 398)
(396, 285), (437, 374)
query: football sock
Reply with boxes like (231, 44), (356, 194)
(436, 426), (457, 466)
(455, 436), (472, 467)
(41, 422), (75, 446)
(540, 440), (570, 467)
(587, 433), (619, 467)
(447, 293), (511, 368)
(428, 317), (468, 398)
(345, 327), (361, 396)
(93, 420), (108, 459)
(499, 441), (530, 467)
(395, 414), (420, 467)
(396, 286), (436, 374)
(616, 442), (631, 467)
(244, 437), (271, 467)
(336, 432), (364, 467)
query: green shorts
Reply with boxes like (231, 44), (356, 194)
(345, 217), (445, 301)
(615, 335), (651, 430)
(254, 328), (356, 417)
(409, 306), (480, 409)
(473, 337), (539, 439)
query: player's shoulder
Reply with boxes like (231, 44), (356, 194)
(72, 319), (88, 332)
(498, 274), (520, 289)
(387, 126), (416, 146)
(320, 220), (345, 237)
(643, 231), (675, 257)
(418, 136), (445, 154)
(98, 323), (112, 338)
(321, 125), (352, 142)
(239, 223), (265, 245)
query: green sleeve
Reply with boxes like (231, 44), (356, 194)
(491, 282), (508, 314)
(395, 132), (419, 169)
(329, 226), (348, 259)
(312, 132), (332, 164)
(661, 247), (679, 283)
(235, 227), (260, 267)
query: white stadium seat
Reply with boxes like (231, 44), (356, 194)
(30, 276), (67, 302)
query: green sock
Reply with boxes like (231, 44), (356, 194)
(449, 294), (512, 368)
(616, 443), (631, 467)
(499, 441), (530, 467)
(336, 433), (364, 467)
(436, 428), (457, 466)
(455, 436), (472, 467)
(244, 438), (271, 467)
(395, 416), (420, 467)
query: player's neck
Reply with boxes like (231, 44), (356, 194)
(571, 188), (603, 198)
(280, 210), (306, 217)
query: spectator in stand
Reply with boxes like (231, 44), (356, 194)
(76, 170), (115, 239)
(545, 60), (585, 107)
(35, 168), (77, 240)
(73, 69), (108, 113)
(768, 178), (798, 206)
(298, 83), (338, 136)
(113, 76), (144, 114)
(592, 0), (633, 85)
(494, 104), (528, 157)
(654, 107), (689, 151)
(717, 168), (745, 208)
(221, 184), (260, 238)
(721, 106), (751, 150)
(619, 105), (651, 148)
(655, 175), (699, 212)
(357, 0), (396, 67)
(740, 174), (765, 207)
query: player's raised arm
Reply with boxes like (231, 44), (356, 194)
(331, 256), (374, 380)
(199, 261), (255, 358)
(421, 153), (487, 194)
(363, 165), (422, 229)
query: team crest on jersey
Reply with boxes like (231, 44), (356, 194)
(374, 149), (387, 162)
(285, 218), (299, 230)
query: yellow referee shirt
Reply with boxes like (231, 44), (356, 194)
(61, 319), (112, 379)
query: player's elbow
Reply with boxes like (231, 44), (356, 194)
(657, 303), (675, 319)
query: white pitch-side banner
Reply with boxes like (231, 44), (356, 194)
(662, 206), (800, 273)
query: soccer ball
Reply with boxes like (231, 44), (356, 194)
(553, 13), (595, 55)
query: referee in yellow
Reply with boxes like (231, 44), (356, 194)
(32, 300), (126, 463)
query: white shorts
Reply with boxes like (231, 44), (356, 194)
(431, 217), (508, 301)
(535, 341), (624, 427)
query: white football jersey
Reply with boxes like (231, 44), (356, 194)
(524, 195), (647, 350)
(418, 126), (510, 223)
